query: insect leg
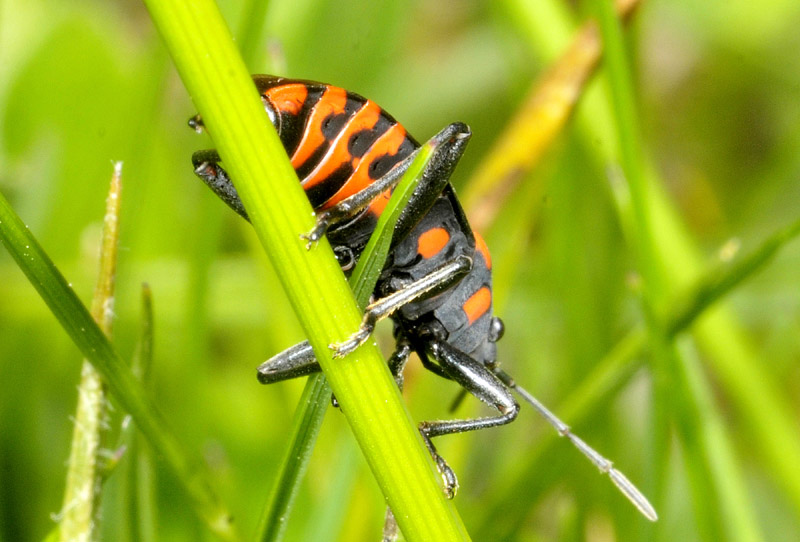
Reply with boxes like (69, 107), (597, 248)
(387, 337), (412, 390)
(388, 123), (471, 249)
(256, 340), (321, 384)
(258, 337), (413, 389)
(329, 255), (473, 358)
(191, 149), (249, 220)
(301, 122), (471, 248)
(414, 339), (519, 497)
(421, 341), (519, 437)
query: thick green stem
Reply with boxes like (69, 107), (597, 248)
(257, 143), (437, 542)
(141, 1), (468, 540)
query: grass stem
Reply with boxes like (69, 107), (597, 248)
(141, 1), (468, 539)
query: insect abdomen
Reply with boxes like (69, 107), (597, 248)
(257, 77), (418, 215)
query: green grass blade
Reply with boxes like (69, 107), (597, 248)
(673, 341), (764, 542)
(257, 373), (330, 542)
(593, 1), (673, 525)
(140, 1), (468, 540)
(59, 162), (121, 541)
(0, 192), (235, 539)
(667, 216), (800, 336)
(257, 141), (437, 542)
(593, 0), (663, 301)
(124, 283), (158, 542)
(348, 142), (436, 303)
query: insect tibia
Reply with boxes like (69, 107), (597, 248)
(496, 370), (659, 522)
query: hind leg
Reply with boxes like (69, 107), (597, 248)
(417, 339), (519, 498)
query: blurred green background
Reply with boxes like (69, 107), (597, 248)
(1, 0), (799, 541)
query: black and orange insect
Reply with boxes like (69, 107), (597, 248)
(189, 75), (657, 528)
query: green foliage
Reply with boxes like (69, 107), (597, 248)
(256, 144), (438, 542)
(1, 0), (800, 541)
(143, 1), (467, 539)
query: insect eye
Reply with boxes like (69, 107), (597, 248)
(334, 246), (355, 271)
(489, 317), (505, 342)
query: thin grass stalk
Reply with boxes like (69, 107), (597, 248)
(463, 0), (640, 230)
(58, 162), (122, 541)
(597, 3), (720, 536)
(123, 284), (157, 542)
(140, 1), (469, 540)
(595, 1), (766, 537)
(486, 0), (800, 529)
(0, 179), (235, 538)
(672, 339), (764, 541)
(592, 4), (676, 532)
(594, 0), (662, 300)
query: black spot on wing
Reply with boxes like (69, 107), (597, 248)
(305, 162), (355, 209)
(297, 95), (363, 180)
(367, 137), (417, 179)
(348, 114), (393, 158)
(321, 95), (363, 140)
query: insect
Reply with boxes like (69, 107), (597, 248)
(189, 75), (657, 530)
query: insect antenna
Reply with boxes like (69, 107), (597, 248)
(493, 369), (658, 522)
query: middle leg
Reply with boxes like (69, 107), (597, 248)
(330, 254), (473, 358)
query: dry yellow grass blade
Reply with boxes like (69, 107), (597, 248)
(463, 0), (640, 231)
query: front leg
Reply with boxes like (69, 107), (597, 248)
(192, 149), (249, 220)
(301, 122), (471, 249)
(256, 340), (320, 384)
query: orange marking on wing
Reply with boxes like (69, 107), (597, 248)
(265, 84), (307, 116)
(290, 86), (347, 171)
(303, 101), (381, 193)
(322, 123), (407, 210)
(366, 190), (392, 216)
(463, 286), (491, 325)
(417, 227), (451, 259)
(474, 232), (492, 269)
